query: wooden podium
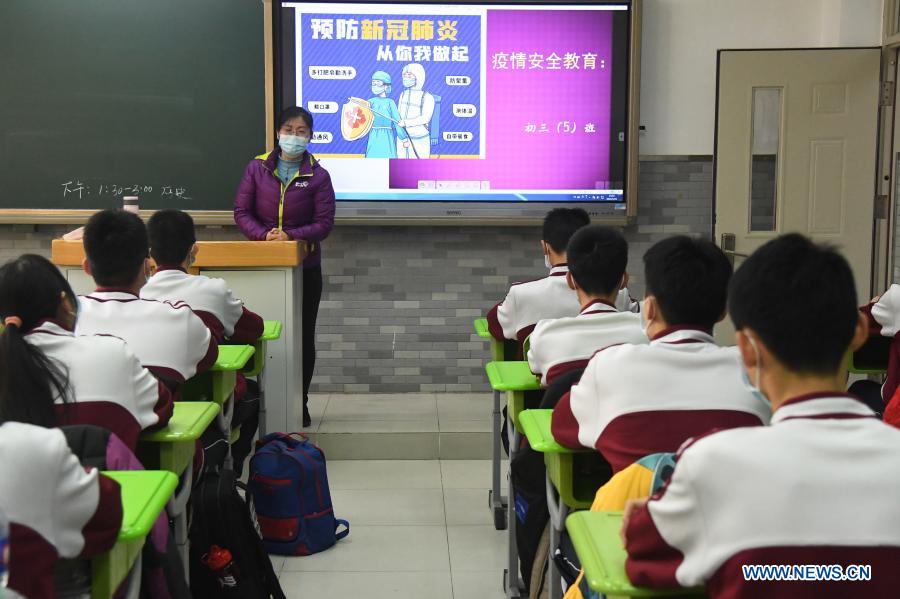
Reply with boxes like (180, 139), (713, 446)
(51, 240), (307, 434)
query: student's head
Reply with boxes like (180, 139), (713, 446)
(0, 254), (73, 427)
(148, 209), (197, 267)
(565, 225), (628, 301)
(277, 106), (314, 140)
(642, 236), (732, 336)
(82, 209), (151, 290)
(541, 208), (591, 262)
(729, 234), (867, 401)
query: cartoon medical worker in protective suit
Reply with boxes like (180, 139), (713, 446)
(365, 71), (406, 158)
(396, 63), (435, 159)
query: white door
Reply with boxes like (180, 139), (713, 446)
(714, 48), (881, 343)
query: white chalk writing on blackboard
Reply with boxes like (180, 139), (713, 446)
(61, 180), (193, 201)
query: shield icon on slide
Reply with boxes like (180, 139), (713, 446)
(341, 97), (374, 141)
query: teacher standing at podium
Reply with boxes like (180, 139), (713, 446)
(234, 106), (336, 427)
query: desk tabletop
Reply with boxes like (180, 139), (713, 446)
(261, 320), (283, 341)
(567, 511), (702, 597)
(102, 471), (178, 542)
(140, 402), (219, 442)
(473, 318), (490, 339)
(518, 409), (582, 454)
(212, 344), (255, 371)
(485, 361), (541, 392)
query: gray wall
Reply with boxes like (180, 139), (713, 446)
(0, 158), (714, 393)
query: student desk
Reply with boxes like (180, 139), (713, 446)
(566, 511), (703, 598)
(228, 319), (283, 437)
(138, 402), (220, 576)
(183, 345), (255, 469)
(51, 239), (307, 434)
(519, 409), (598, 599)
(485, 360), (542, 598)
(475, 317), (510, 532)
(92, 470), (179, 599)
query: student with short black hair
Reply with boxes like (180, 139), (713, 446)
(623, 234), (900, 597)
(486, 208), (636, 354)
(527, 225), (646, 386)
(0, 254), (172, 449)
(77, 209), (217, 394)
(551, 235), (768, 471)
(142, 209), (264, 471)
(143, 209), (264, 343)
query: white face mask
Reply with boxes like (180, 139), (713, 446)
(544, 254), (552, 269)
(739, 335), (769, 406)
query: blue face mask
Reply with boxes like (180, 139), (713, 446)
(402, 76), (416, 88)
(278, 134), (308, 157)
(372, 84), (386, 95)
(739, 335), (770, 406)
(639, 298), (649, 337)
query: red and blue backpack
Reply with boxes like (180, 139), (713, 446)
(248, 433), (349, 555)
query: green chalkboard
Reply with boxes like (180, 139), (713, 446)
(0, 0), (266, 212)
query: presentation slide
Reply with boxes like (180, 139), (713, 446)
(279, 2), (630, 204)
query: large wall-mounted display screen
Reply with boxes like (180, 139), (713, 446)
(276, 1), (636, 219)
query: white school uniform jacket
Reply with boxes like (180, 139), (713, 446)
(624, 394), (900, 598)
(526, 299), (647, 386)
(24, 319), (173, 450)
(862, 284), (900, 402)
(552, 327), (770, 472)
(76, 289), (218, 384)
(0, 422), (121, 599)
(141, 266), (264, 343)
(486, 264), (637, 348)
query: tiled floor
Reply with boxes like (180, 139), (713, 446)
(274, 459), (509, 599)
(304, 393), (495, 460)
(305, 393), (492, 433)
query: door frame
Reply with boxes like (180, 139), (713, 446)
(712, 47), (884, 300)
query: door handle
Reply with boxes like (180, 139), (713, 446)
(722, 249), (750, 258)
(720, 233), (749, 265)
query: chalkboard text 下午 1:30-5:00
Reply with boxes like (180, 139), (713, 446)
(60, 181), (193, 201)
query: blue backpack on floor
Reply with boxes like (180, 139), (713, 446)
(248, 433), (349, 556)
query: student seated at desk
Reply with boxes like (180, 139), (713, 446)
(527, 225), (646, 387)
(76, 209), (218, 397)
(142, 208), (264, 471)
(552, 236), (769, 472)
(0, 421), (121, 599)
(0, 254), (173, 449)
(623, 234), (900, 598)
(486, 208), (636, 356)
(853, 286), (900, 417)
(142, 209), (264, 343)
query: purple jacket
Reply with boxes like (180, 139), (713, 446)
(234, 150), (336, 268)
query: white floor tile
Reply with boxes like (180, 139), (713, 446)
(324, 396), (437, 421)
(328, 460), (443, 490)
(279, 570), (453, 599)
(318, 418), (439, 433)
(439, 419), (491, 432)
(331, 488), (446, 525)
(451, 570), (508, 599)
(444, 488), (495, 526)
(281, 525), (450, 572)
(447, 525), (508, 572)
(437, 395), (491, 421)
(440, 459), (504, 489)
